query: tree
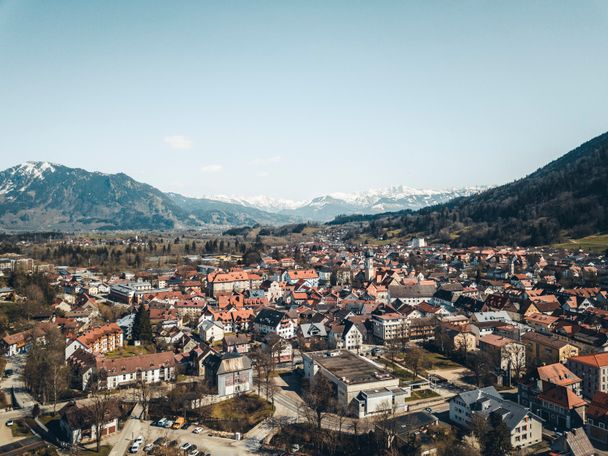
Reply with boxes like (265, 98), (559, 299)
(482, 412), (512, 456)
(403, 345), (425, 380)
(89, 381), (115, 453)
(302, 374), (335, 430)
(24, 325), (68, 408)
(132, 305), (153, 342)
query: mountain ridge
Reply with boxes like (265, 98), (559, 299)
(331, 131), (608, 247)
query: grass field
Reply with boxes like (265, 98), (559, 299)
(404, 389), (441, 402)
(105, 345), (151, 358)
(418, 348), (463, 370)
(552, 234), (608, 253)
(199, 394), (273, 433)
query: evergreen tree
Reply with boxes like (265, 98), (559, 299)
(132, 305), (153, 342)
(482, 412), (512, 456)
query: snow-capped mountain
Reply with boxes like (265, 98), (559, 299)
(0, 161), (293, 231)
(208, 185), (486, 221)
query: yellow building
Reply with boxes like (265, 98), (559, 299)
(522, 331), (579, 366)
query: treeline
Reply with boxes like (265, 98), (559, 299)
(333, 131), (608, 247)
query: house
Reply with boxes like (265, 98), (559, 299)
(206, 270), (262, 297)
(59, 401), (121, 445)
(479, 334), (526, 379)
(222, 334), (251, 354)
(198, 320), (225, 343)
(1, 330), (30, 356)
(253, 308), (296, 339)
(205, 352), (253, 397)
(329, 320), (364, 352)
(375, 411), (439, 452)
(449, 386), (543, 450)
(551, 428), (596, 456)
(262, 333), (293, 364)
(519, 363), (586, 433)
(586, 391), (608, 447)
(567, 353), (608, 399)
(281, 269), (319, 287)
(522, 332), (579, 366)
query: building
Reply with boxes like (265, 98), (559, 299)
(253, 308), (296, 339)
(59, 401), (121, 445)
(449, 386), (543, 450)
(198, 320), (225, 343)
(65, 323), (124, 359)
(303, 350), (409, 417)
(522, 331), (579, 366)
(109, 281), (152, 304)
(281, 269), (319, 287)
(206, 270), (262, 297)
(567, 353), (608, 399)
(329, 320), (365, 351)
(222, 334), (251, 354)
(375, 411), (439, 453)
(586, 391), (608, 447)
(70, 350), (176, 390)
(479, 334), (526, 378)
(205, 352), (253, 397)
(372, 312), (408, 343)
(550, 428), (595, 456)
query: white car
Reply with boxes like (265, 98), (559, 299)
(134, 436), (144, 444)
(6, 420), (14, 427)
(180, 442), (192, 451)
(192, 427), (203, 434)
(129, 442), (141, 453)
(189, 451), (199, 456)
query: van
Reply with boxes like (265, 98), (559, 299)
(172, 416), (186, 429)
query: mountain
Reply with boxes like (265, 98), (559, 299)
(0, 162), (291, 231)
(331, 131), (608, 247)
(208, 186), (484, 222)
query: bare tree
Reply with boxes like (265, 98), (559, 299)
(302, 374), (335, 430)
(90, 382), (115, 452)
(403, 345), (425, 380)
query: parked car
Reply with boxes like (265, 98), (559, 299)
(180, 443), (192, 451)
(134, 436), (144, 444)
(164, 420), (174, 428)
(129, 442), (141, 453)
(154, 437), (168, 447)
(182, 423), (191, 430)
(156, 418), (168, 427)
(189, 451), (199, 456)
(192, 427), (203, 434)
(143, 443), (154, 453)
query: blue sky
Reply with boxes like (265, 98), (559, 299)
(1, 1), (607, 200)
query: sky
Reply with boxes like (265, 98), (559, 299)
(1, 1), (608, 201)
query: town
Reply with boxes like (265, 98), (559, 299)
(0, 229), (606, 456)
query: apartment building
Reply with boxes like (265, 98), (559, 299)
(372, 312), (408, 343)
(567, 352), (608, 399)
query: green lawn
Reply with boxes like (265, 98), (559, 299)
(419, 348), (464, 370)
(552, 234), (608, 253)
(404, 389), (441, 402)
(105, 345), (151, 358)
(199, 394), (274, 433)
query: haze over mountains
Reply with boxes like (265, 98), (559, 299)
(0, 161), (480, 231)
(209, 186), (485, 222)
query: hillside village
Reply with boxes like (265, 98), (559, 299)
(0, 230), (607, 456)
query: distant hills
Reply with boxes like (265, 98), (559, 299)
(331, 131), (608, 247)
(0, 162), (482, 231)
